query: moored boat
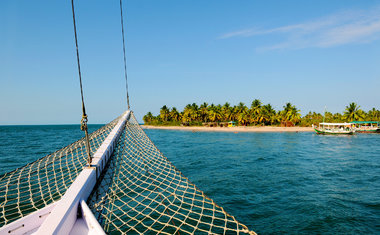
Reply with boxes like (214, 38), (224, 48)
(351, 121), (380, 133)
(313, 123), (355, 135)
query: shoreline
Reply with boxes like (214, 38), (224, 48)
(141, 125), (314, 132)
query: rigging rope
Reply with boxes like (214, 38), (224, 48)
(119, 0), (131, 110)
(71, 0), (92, 164)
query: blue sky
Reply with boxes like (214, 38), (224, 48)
(1, 0), (380, 124)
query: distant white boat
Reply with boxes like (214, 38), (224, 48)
(351, 121), (380, 133)
(313, 122), (355, 135)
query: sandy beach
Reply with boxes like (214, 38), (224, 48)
(141, 125), (313, 132)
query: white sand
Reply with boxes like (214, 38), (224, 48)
(141, 125), (313, 132)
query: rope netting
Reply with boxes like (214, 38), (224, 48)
(88, 113), (256, 235)
(0, 116), (121, 227)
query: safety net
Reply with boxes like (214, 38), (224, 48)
(87, 113), (255, 234)
(0, 116), (120, 227)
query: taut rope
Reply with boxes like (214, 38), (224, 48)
(119, 0), (130, 110)
(71, 0), (92, 165)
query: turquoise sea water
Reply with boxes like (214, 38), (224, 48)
(0, 125), (379, 234)
(0, 125), (103, 174)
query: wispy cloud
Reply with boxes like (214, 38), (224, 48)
(219, 6), (380, 50)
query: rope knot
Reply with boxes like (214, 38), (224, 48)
(81, 114), (88, 131)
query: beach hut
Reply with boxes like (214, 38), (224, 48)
(228, 121), (236, 127)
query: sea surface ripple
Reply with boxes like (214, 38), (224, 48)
(0, 125), (379, 234)
(146, 130), (380, 234)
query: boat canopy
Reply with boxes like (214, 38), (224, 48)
(351, 121), (380, 124)
(319, 122), (352, 126)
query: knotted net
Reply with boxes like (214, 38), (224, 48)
(0, 116), (120, 227)
(88, 113), (255, 234)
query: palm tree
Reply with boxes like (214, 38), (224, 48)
(367, 108), (380, 121)
(324, 111), (333, 123)
(281, 102), (301, 124)
(222, 102), (232, 121)
(160, 105), (170, 122)
(199, 102), (209, 122)
(311, 112), (323, 124)
(144, 101), (380, 127)
(237, 109), (250, 126)
(235, 102), (247, 113)
(182, 104), (192, 123)
(190, 103), (200, 121)
(289, 109), (301, 124)
(333, 113), (343, 123)
(343, 102), (364, 122)
(208, 105), (222, 122)
(282, 103), (292, 115)
(170, 107), (180, 121)
(251, 99), (262, 109)
(143, 112), (154, 124)
(261, 104), (276, 125)
(250, 99), (262, 125)
(230, 105), (239, 121)
(232, 102), (248, 125)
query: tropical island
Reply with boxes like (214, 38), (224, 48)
(143, 100), (380, 129)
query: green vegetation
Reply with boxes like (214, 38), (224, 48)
(143, 101), (380, 127)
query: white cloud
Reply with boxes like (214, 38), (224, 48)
(219, 6), (380, 50)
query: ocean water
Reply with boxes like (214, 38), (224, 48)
(145, 130), (380, 234)
(0, 126), (379, 234)
(0, 125), (103, 175)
